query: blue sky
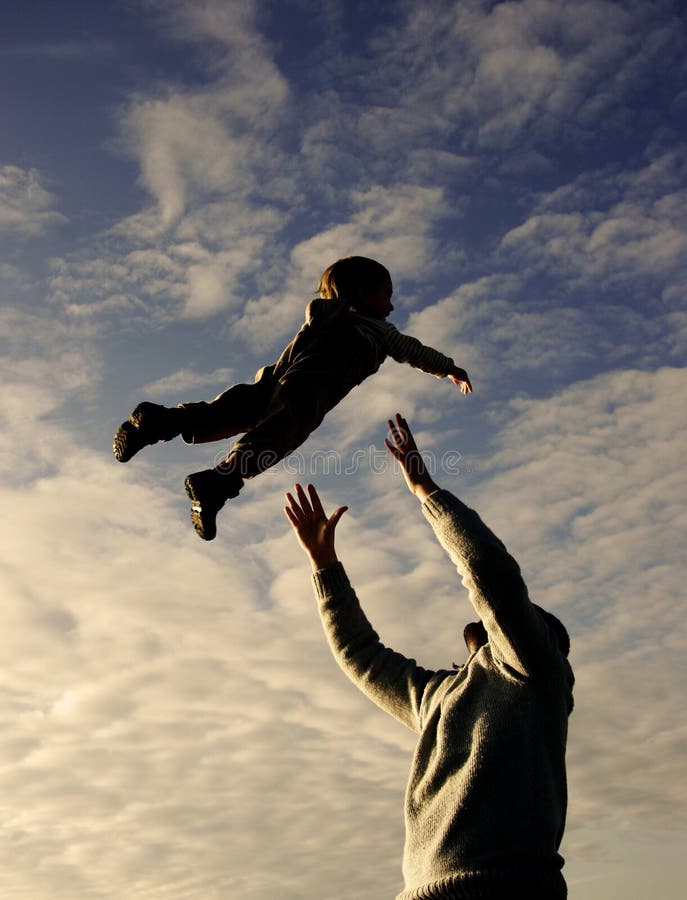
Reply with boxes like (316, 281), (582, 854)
(1, 1), (686, 898)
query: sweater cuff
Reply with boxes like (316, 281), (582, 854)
(312, 561), (351, 599)
(422, 488), (460, 523)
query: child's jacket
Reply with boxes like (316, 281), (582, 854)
(258, 297), (456, 409)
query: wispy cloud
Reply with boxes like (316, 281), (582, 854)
(499, 150), (687, 294)
(361, 0), (687, 156)
(5, 39), (118, 61)
(0, 166), (67, 238)
(141, 366), (235, 398)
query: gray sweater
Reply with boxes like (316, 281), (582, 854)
(312, 490), (574, 900)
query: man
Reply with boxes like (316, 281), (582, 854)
(284, 414), (574, 900)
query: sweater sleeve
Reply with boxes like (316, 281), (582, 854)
(354, 317), (455, 377)
(422, 490), (565, 678)
(312, 562), (436, 732)
(382, 323), (455, 377)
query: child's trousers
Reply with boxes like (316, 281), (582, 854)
(179, 369), (332, 479)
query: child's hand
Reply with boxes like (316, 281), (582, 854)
(449, 367), (472, 395)
(384, 414), (438, 502)
(284, 483), (347, 571)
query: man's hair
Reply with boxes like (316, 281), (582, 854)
(317, 256), (390, 301)
(534, 605), (571, 657)
(452, 609), (570, 669)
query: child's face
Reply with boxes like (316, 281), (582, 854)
(358, 277), (394, 320)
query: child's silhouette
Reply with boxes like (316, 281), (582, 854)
(113, 256), (472, 540)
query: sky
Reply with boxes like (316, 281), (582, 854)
(1, 0), (686, 897)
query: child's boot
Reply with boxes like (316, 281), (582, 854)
(113, 402), (185, 462)
(184, 465), (244, 541)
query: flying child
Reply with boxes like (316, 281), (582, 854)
(113, 256), (472, 541)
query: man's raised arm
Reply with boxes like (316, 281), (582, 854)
(385, 414), (567, 677)
(284, 483), (437, 731)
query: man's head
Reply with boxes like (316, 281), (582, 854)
(318, 256), (393, 319)
(463, 621), (488, 653)
(463, 608), (570, 656)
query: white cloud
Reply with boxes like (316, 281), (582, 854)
(230, 183), (452, 349)
(141, 366), (235, 398)
(0, 306), (101, 477)
(49, 225), (283, 323)
(500, 192), (687, 289)
(356, 0), (686, 157)
(294, 183), (447, 277)
(492, 152), (687, 349)
(0, 165), (67, 238)
(0, 262), (31, 294)
(122, 93), (275, 230)
(49, 251), (182, 321)
(28, 0), (296, 328)
(120, 0), (290, 232)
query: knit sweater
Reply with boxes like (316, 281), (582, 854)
(312, 490), (574, 900)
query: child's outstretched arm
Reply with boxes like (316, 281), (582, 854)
(371, 321), (473, 394)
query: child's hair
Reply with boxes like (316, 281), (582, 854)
(317, 256), (391, 301)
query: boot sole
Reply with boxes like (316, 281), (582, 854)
(184, 476), (218, 541)
(113, 420), (148, 463)
(113, 402), (179, 463)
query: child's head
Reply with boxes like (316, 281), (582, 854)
(317, 256), (393, 319)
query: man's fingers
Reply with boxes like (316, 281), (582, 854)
(384, 437), (400, 459)
(307, 483), (326, 518)
(387, 415), (406, 449)
(284, 505), (300, 527)
(294, 482), (313, 514)
(328, 506), (348, 529)
(386, 413), (412, 452)
(284, 491), (303, 518)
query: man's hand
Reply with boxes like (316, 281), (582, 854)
(449, 366), (472, 395)
(384, 414), (439, 503)
(284, 483), (347, 571)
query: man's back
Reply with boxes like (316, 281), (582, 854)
(400, 639), (572, 898)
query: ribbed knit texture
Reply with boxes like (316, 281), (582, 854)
(353, 313), (456, 377)
(313, 490), (574, 900)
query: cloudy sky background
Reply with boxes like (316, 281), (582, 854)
(2, 0), (686, 897)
